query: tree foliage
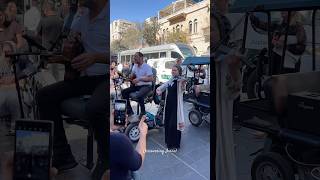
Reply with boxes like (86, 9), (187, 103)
(165, 30), (190, 44)
(143, 18), (161, 46)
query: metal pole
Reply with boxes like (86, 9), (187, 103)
(240, 13), (249, 54)
(312, 9), (316, 71)
(280, 11), (291, 73)
(267, 12), (273, 75)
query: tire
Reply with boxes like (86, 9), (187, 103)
(251, 152), (295, 180)
(188, 109), (203, 127)
(247, 69), (259, 99)
(125, 122), (140, 143)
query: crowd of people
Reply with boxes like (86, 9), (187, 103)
(0, 0), (69, 134)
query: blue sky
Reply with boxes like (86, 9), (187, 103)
(110, 0), (176, 23)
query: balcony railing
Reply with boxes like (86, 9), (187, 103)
(158, 0), (195, 19)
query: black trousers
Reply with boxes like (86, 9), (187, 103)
(36, 75), (108, 160)
(121, 85), (152, 114)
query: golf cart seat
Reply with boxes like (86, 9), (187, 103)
(239, 71), (320, 133)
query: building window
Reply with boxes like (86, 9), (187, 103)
(194, 19), (198, 33)
(193, 46), (198, 54)
(176, 25), (180, 32)
(160, 52), (166, 58)
(189, 21), (192, 34)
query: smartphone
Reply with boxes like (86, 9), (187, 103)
(13, 120), (53, 180)
(114, 99), (127, 126)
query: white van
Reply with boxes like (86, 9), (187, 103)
(147, 58), (177, 83)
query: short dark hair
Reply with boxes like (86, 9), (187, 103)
(136, 52), (143, 57)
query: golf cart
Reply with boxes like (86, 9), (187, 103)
(182, 56), (211, 127)
(229, 0), (320, 179)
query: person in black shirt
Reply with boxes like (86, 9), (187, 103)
(110, 115), (148, 180)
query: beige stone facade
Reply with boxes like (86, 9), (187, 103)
(110, 19), (136, 42)
(157, 0), (210, 56)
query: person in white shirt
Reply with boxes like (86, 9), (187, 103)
(24, 0), (41, 34)
(121, 52), (154, 116)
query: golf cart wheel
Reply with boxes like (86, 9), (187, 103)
(188, 109), (203, 127)
(251, 152), (295, 180)
(125, 122), (140, 143)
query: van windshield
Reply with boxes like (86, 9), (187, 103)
(177, 44), (195, 58)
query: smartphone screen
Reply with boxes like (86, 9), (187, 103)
(114, 100), (127, 126)
(13, 120), (53, 180)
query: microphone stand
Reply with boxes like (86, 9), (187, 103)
(7, 51), (60, 119)
(11, 55), (25, 119)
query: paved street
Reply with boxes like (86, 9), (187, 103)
(0, 101), (265, 180)
(135, 101), (210, 180)
(129, 101), (265, 180)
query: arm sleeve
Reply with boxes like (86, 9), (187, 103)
(146, 65), (153, 76)
(157, 81), (169, 93)
(115, 134), (142, 171)
(67, 17), (81, 32)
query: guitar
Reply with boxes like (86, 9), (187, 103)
(61, 34), (84, 80)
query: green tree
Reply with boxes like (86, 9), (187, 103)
(122, 24), (143, 49)
(165, 30), (190, 44)
(143, 18), (161, 46)
(110, 39), (128, 55)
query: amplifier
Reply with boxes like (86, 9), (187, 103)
(286, 91), (320, 136)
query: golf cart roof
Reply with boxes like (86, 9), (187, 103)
(182, 56), (210, 65)
(229, 0), (320, 13)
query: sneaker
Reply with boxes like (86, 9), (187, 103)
(52, 154), (78, 172)
(91, 158), (107, 180)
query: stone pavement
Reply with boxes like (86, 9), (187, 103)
(135, 102), (211, 180)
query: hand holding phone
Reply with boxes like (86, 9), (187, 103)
(2, 151), (58, 180)
(139, 116), (148, 137)
(114, 100), (127, 126)
(13, 120), (53, 180)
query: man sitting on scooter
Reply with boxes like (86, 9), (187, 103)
(121, 52), (154, 117)
(194, 65), (210, 97)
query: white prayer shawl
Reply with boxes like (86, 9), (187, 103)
(215, 54), (240, 180)
(156, 77), (186, 131)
